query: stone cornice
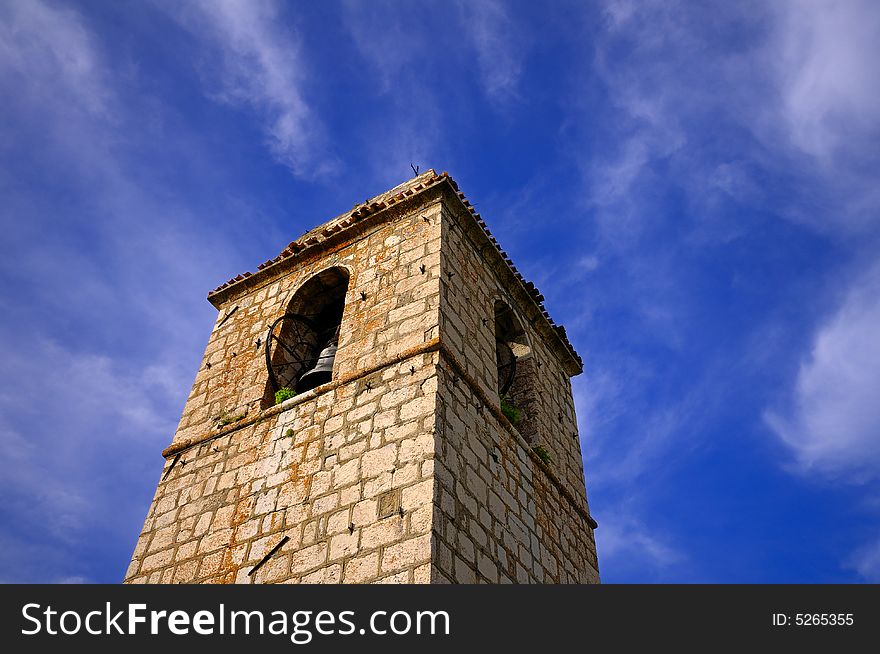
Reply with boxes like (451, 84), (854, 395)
(160, 334), (597, 534)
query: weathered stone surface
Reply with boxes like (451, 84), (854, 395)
(126, 171), (598, 585)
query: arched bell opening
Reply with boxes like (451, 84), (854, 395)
(494, 300), (539, 443)
(262, 267), (350, 407)
(494, 300), (531, 396)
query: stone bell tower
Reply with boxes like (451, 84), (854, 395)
(125, 170), (599, 584)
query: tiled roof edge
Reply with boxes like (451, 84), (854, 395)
(207, 170), (583, 371)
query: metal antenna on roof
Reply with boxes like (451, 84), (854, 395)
(410, 163), (420, 176)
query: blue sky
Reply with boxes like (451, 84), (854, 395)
(1, 0), (879, 583)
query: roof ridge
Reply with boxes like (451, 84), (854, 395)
(208, 170), (582, 370)
(210, 170), (448, 294)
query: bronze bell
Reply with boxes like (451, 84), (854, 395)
(296, 342), (337, 392)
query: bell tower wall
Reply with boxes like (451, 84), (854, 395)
(169, 189), (443, 449)
(126, 179), (446, 584)
(125, 170), (599, 584)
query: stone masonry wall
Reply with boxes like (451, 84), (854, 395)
(431, 195), (599, 583)
(170, 196), (443, 448)
(437, 200), (592, 508)
(431, 361), (599, 583)
(126, 352), (439, 584)
(127, 176), (599, 584)
(127, 190), (445, 584)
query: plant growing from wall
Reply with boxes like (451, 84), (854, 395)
(500, 397), (522, 425)
(532, 444), (552, 466)
(217, 409), (247, 427)
(275, 386), (297, 405)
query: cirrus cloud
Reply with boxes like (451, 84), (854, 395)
(766, 264), (880, 482)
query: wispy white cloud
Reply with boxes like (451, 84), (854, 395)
(765, 264), (880, 482)
(585, 0), (880, 239)
(847, 536), (880, 582)
(342, 0), (523, 109)
(775, 0), (880, 162)
(575, 355), (686, 575)
(164, 0), (336, 178)
(0, 0), (257, 581)
(583, 2), (690, 223)
(340, 0), (420, 91)
(337, 0), (528, 185)
(577, 4), (880, 573)
(56, 575), (92, 584)
(0, 338), (180, 458)
(0, 336), (187, 580)
(597, 512), (683, 576)
(339, 1), (447, 186)
(454, 0), (524, 107)
(0, 0), (111, 116)
(574, 362), (704, 580)
(575, 352), (713, 485)
(763, 0), (880, 234)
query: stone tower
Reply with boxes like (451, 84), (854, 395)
(125, 170), (599, 584)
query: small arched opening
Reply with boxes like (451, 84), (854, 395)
(494, 300), (539, 442)
(262, 267), (349, 406)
